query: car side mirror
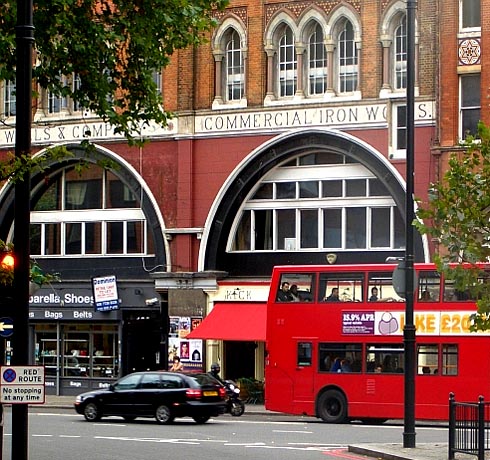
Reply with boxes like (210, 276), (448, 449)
(109, 384), (115, 391)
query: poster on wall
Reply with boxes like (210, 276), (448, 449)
(168, 316), (203, 372)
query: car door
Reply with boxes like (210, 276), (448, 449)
(136, 373), (164, 416)
(102, 373), (142, 416)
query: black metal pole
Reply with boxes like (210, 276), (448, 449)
(13, 0), (34, 459)
(403, 0), (417, 449)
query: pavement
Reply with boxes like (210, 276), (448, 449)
(34, 396), (455, 460)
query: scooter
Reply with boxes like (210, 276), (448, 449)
(224, 380), (245, 416)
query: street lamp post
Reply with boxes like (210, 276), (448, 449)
(403, 0), (417, 449)
(13, 0), (34, 459)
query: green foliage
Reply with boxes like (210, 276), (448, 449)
(415, 122), (490, 330)
(0, 0), (228, 144)
(0, 240), (58, 287)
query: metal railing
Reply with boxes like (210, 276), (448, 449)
(449, 393), (490, 460)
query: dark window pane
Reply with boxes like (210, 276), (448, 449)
(323, 209), (341, 248)
(66, 222), (82, 254)
(252, 183), (273, 200)
(369, 179), (389, 196)
(346, 208), (366, 248)
(371, 208), (390, 247)
(233, 211), (251, 250)
(299, 181), (319, 198)
(255, 210), (273, 250)
(277, 209), (295, 249)
(346, 180), (366, 197)
(107, 222), (124, 254)
(276, 182), (296, 199)
(322, 180), (342, 197)
(300, 210), (318, 248)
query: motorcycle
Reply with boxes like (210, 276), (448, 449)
(224, 380), (245, 416)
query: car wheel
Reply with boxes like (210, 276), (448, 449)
(123, 416), (137, 422)
(317, 389), (348, 423)
(155, 404), (173, 424)
(83, 402), (102, 422)
(192, 415), (210, 424)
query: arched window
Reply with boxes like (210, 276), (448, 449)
(308, 23), (327, 96)
(337, 20), (358, 93)
(30, 166), (154, 257)
(278, 25), (297, 97)
(230, 154), (404, 252)
(225, 29), (244, 101)
(394, 15), (407, 90)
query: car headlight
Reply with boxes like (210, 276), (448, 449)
(75, 395), (84, 403)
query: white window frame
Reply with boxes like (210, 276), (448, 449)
(459, 73), (481, 139)
(459, 0), (481, 32)
(391, 103), (406, 159)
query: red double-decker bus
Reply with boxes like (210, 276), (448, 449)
(265, 263), (490, 423)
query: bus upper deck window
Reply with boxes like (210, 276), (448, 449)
(276, 273), (314, 302)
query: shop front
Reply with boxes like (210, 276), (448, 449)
(29, 282), (161, 396)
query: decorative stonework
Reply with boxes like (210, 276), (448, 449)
(215, 6), (247, 24)
(458, 37), (481, 65)
(264, 0), (360, 25)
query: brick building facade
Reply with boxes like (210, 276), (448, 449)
(0, 0), (469, 390)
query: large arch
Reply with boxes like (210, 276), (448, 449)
(199, 128), (428, 276)
(0, 142), (169, 279)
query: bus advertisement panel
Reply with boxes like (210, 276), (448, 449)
(265, 263), (490, 423)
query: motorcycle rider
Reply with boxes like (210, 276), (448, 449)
(209, 363), (224, 383)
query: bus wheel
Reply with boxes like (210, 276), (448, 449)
(317, 390), (348, 423)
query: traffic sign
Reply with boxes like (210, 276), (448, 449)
(0, 366), (45, 404)
(0, 317), (14, 337)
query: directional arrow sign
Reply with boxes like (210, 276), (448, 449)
(0, 317), (14, 337)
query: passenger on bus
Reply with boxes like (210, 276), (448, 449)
(330, 357), (342, 372)
(369, 287), (379, 301)
(325, 288), (340, 302)
(277, 282), (293, 302)
(419, 290), (432, 301)
(290, 284), (301, 301)
(340, 359), (352, 372)
(375, 365), (383, 373)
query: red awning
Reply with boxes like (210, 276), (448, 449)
(186, 303), (266, 341)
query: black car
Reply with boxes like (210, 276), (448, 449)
(74, 371), (227, 424)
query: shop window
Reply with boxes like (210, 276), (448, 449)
(40, 325), (120, 379)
